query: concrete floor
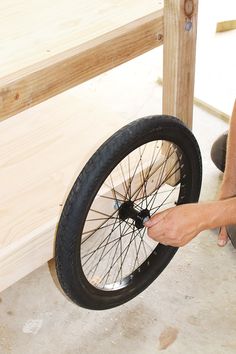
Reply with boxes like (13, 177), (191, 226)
(1, 48), (236, 354)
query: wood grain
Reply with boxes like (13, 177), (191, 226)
(162, 0), (198, 128)
(0, 0), (163, 77)
(0, 90), (133, 291)
(216, 20), (236, 33)
(0, 7), (163, 120)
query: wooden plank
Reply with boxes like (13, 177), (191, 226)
(162, 0), (198, 128)
(0, 90), (130, 291)
(0, 10), (163, 121)
(0, 0), (162, 78)
(0, 219), (56, 293)
(216, 20), (236, 33)
(193, 97), (230, 122)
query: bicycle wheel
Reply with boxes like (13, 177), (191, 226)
(55, 115), (202, 310)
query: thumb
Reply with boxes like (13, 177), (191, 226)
(144, 209), (168, 227)
(218, 226), (228, 247)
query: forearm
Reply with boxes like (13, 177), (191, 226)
(204, 197), (236, 229)
(222, 100), (236, 187)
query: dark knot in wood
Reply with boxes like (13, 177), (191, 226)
(184, 0), (194, 18)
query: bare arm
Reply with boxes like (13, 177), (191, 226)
(146, 100), (236, 247)
(217, 99), (236, 245)
(220, 99), (236, 196)
(146, 197), (236, 247)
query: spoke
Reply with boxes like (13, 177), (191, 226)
(139, 230), (148, 260)
(84, 220), (131, 277)
(140, 237), (154, 252)
(139, 141), (161, 209)
(104, 181), (142, 210)
(112, 222), (138, 286)
(100, 221), (132, 287)
(86, 216), (117, 222)
(147, 169), (178, 211)
(82, 208), (118, 244)
(132, 228), (146, 272)
(147, 141), (160, 174)
(146, 162), (180, 210)
(119, 160), (131, 199)
(104, 220), (133, 287)
(103, 183), (127, 201)
(134, 188), (176, 202)
(132, 144), (172, 201)
(97, 195), (123, 202)
(82, 221), (118, 236)
(102, 232), (122, 287)
(82, 216), (122, 268)
(103, 174), (127, 206)
(90, 208), (117, 219)
(146, 153), (180, 210)
(118, 217), (124, 281)
(86, 215), (122, 280)
(82, 229), (134, 260)
(138, 147), (148, 208)
(109, 174), (120, 203)
(98, 223), (139, 286)
(130, 147), (176, 203)
(134, 224), (140, 265)
(149, 144), (173, 200)
(127, 154), (131, 197)
(149, 199), (177, 211)
(149, 185), (178, 215)
(132, 223), (140, 270)
(125, 144), (148, 199)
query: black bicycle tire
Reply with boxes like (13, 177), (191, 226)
(55, 115), (202, 310)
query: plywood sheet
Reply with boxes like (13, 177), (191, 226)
(0, 1), (163, 120)
(0, 88), (132, 291)
(0, 0), (163, 78)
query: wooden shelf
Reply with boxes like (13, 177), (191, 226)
(0, 0), (163, 120)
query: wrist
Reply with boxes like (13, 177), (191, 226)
(205, 201), (223, 229)
(221, 175), (236, 191)
(205, 198), (236, 229)
(219, 178), (236, 200)
(194, 202), (219, 231)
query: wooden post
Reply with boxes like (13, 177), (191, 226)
(163, 0), (198, 128)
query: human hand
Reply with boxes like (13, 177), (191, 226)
(145, 203), (208, 247)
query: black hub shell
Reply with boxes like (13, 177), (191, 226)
(118, 201), (150, 229)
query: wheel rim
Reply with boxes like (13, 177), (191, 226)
(80, 140), (185, 290)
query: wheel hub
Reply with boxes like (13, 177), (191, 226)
(118, 201), (150, 229)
